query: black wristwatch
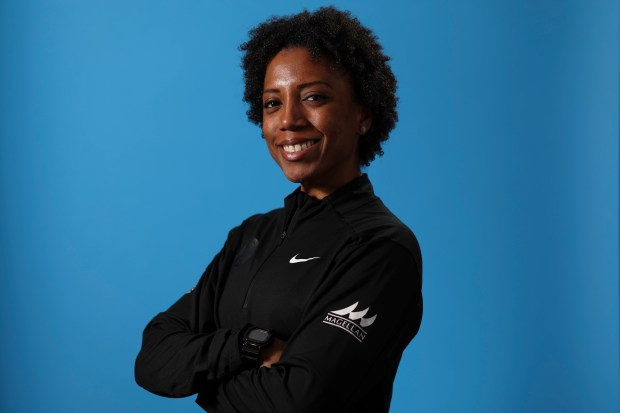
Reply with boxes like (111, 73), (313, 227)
(241, 327), (273, 365)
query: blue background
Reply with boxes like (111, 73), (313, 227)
(1, 1), (618, 412)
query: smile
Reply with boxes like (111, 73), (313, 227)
(282, 140), (318, 153)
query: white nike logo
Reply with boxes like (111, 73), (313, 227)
(289, 254), (320, 264)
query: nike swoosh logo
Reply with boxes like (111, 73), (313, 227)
(289, 254), (320, 264)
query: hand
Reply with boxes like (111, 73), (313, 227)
(259, 337), (286, 368)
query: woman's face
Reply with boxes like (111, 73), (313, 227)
(262, 47), (371, 199)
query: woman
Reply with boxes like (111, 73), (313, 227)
(135, 7), (422, 412)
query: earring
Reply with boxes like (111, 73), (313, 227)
(359, 125), (367, 135)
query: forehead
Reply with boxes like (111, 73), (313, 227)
(264, 47), (349, 86)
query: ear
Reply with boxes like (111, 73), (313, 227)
(357, 106), (372, 135)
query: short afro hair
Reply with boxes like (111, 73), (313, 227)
(239, 6), (398, 167)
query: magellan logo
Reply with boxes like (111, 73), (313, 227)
(322, 302), (377, 342)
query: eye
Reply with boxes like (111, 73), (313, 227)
(304, 94), (327, 102)
(263, 99), (280, 109)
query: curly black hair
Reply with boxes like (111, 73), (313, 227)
(239, 6), (398, 167)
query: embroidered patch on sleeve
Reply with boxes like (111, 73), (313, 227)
(322, 302), (377, 342)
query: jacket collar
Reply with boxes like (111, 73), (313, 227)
(325, 174), (375, 211)
(283, 174), (376, 215)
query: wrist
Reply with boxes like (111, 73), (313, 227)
(240, 326), (273, 366)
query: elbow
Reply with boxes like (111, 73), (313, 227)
(134, 349), (160, 395)
(134, 349), (174, 397)
(134, 349), (200, 398)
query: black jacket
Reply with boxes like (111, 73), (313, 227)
(135, 175), (423, 412)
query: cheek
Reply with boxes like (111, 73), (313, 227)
(263, 129), (281, 163)
(318, 117), (355, 143)
(262, 116), (278, 140)
(315, 107), (355, 134)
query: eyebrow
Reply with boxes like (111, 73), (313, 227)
(263, 81), (332, 94)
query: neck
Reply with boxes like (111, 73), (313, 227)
(300, 171), (362, 200)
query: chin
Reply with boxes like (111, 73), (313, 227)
(283, 172), (305, 184)
(280, 166), (314, 185)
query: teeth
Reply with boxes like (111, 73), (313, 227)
(283, 141), (316, 153)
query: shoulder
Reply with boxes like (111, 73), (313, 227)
(337, 197), (422, 276)
(234, 206), (285, 232)
(221, 206), (288, 255)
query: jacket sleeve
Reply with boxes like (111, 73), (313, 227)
(134, 228), (245, 398)
(197, 239), (423, 413)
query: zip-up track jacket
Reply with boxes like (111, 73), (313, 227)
(135, 175), (423, 412)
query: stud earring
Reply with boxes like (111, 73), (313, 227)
(359, 125), (367, 135)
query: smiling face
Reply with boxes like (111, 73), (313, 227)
(262, 47), (371, 199)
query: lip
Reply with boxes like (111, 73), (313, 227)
(277, 138), (320, 161)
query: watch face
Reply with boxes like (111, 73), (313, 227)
(248, 328), (270, 342)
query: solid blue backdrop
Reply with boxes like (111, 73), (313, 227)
(1, 1), (618, 412)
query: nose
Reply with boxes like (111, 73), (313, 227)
(280, 100), (306, 131)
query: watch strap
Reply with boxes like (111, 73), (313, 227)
(241, 327), (273, 365)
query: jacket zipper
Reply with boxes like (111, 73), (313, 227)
(241, 230), (288, 309)
(242, 195), (298, 309)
